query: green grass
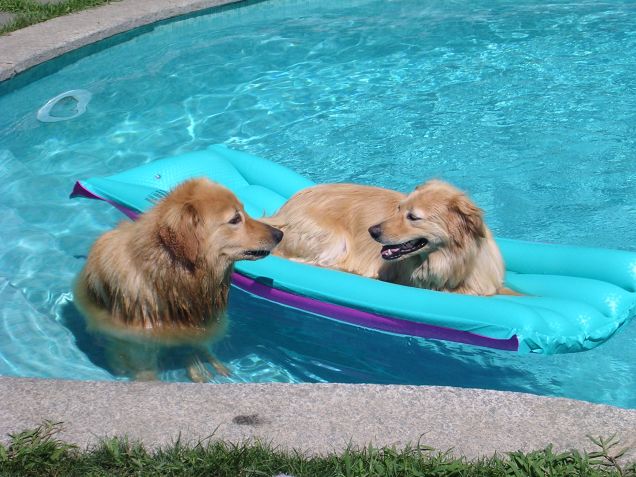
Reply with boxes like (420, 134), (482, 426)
(0, 421), (634, 476)
(0, 0), (114, 34)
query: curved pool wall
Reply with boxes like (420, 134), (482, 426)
(0, 0), (244, 82)
(0, 0), (635, 409)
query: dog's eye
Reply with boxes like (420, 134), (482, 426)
(406, 212), (420, 221)
(228, 213), (242, 225)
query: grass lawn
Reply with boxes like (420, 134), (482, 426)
(0, 0), (113, 34)
(0, 421), (634, 476)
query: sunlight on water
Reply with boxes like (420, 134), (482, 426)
(0, 0), (634, 407)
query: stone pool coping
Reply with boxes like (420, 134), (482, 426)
(0, 0), (242, 82)
(0, 0), (635, 463)
(1, 377), (635, 462)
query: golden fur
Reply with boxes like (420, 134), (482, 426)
(266, 180), (509, 296)
(74, 178), (283, 381)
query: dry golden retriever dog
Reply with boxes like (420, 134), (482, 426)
(74, 178), (283, 382)
(267, 179), (514, 296)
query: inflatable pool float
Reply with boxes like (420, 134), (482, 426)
(70, 145), (636, 354)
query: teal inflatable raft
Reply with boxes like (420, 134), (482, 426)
(71, 145), (636, 354)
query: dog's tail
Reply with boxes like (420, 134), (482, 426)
(497, 287), (524, 296)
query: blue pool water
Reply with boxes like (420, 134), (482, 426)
(1, 0), (635, 407)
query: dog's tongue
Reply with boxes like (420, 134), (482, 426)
(381, 245), (401, 259)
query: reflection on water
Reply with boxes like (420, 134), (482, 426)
(0, 0), (634, 407)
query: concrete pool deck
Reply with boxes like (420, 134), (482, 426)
(0, 0), (635, 463)
(1, 377), (635, 462)
(0, 0), (242, 81)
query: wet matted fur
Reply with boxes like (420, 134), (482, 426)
(266, 180), (509, 296)
(74, 178), (283, 381)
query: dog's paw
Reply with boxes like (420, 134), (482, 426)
(202, 349), (231, 377)
(211, 359), (230, 377)
(187, 358), (214, 383)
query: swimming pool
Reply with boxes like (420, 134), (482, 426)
(0, 0), (634, 407)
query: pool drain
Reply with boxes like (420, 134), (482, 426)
(36, 89), (92, 123)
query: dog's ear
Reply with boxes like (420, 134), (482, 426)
(414, 179), (442, 191)
(414, 181), (430, 191)
(158, 202), (201, 268)
(449, 195), (486, 243)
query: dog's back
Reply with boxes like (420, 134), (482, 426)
(268, 183), (405, 277)
(75, 215), (230, 344)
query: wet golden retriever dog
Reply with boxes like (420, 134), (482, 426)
(74, 178), (283, 382)
(267, 180), (513, 296)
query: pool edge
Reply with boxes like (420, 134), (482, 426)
(0, 0), (245, 82)
(0, 377), (634, 463)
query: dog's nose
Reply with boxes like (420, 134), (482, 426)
(368, 224), (382, 240)
(270, 227), (284, 244)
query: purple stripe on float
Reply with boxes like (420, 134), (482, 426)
(231, 272), (519, 351)
(70, 182), (140, 220)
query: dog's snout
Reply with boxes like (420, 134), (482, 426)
(270, 227), (284, 244)
(368, 224), (382, 241)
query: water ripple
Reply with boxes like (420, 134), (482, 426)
(0, 0), (634, 407)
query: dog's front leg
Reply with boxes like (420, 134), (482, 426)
(186, 349), (230, 382)
(203, 349), (230, 377)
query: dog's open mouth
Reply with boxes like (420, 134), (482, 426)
(243, 249), (271, 259)
(381, 238), (428, 260)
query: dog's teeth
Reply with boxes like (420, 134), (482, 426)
(381, 247), (398, 259)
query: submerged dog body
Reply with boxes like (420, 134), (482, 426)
(267, 180), (505, 296)
(74, 178), (283, 380)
